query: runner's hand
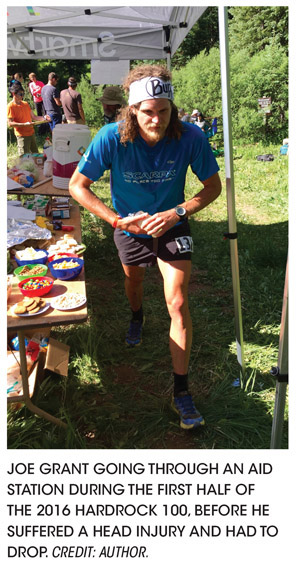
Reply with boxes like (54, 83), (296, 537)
(118, 212), (150, 234)
(141, 210), (180, 238)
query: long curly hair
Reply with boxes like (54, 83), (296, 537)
(117, 64), (183, 144)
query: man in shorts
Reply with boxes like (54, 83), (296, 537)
(60, 76), (86, 124)
(69, 64), (221, 430)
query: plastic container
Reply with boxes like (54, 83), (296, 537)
(14, 264), (48, 281)
(52, 124), (91, 189)
(14, 249), (48, 267)
(18, 276), (54, 297)
(48, 257), (84, 281)
(280, 144), (288, 155)
(43, 137), (53, 160)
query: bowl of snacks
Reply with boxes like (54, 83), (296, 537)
(18, 276), (54, 297)
(15, 247), (48, 266)
(47, 251), (79, 263)
(14, 264), (48, 281)
(48, 257), (84, 281)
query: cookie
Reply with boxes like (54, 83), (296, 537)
(23, 297), (35, 307)
(39, 299), (46, 308)
(14, 304), (27, 314)
(28, 306), (41, 314)
(26, 301), (38, 311)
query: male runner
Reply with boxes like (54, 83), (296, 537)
(69, 64), (221, 430)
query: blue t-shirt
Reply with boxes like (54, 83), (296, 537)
(78, 121), (219, 232)
(41, 84), (61, 114)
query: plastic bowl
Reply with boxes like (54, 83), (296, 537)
(18, 276), (54, 297)
(14, 249), (48, 267)
(48, 257), (84, 281)
(47, 252), (79, 263)
(14, 263), (48, 281)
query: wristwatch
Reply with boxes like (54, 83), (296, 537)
(174, 206), (187, 222)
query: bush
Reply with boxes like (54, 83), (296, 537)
(173, 48), (222, 119)
(77, 76), (104, 127)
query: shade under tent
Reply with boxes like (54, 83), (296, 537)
(7, 5), (287, 447)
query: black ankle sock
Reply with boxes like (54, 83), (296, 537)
(173, 373), (188, 396)
(131, 305), (143, 323)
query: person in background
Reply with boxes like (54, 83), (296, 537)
(190, 109), (200, 123)
(28, 72), (49, 134)
(195, 112), (207, 131)
(28, 73), (45, 115)
(178, 108), (190, 122)
(41, 72), (62, 131)
(69, 64), (222, 431)
(60, 77), (85, 124)
(9, 72), (24, 90)
(7, 84), (44, 156)
(98, 86), (126, 124)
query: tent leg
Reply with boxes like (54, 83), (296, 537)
(166, 52), (171, 71)
(270, 257), (288, 449)
(218, 7), (245, 379)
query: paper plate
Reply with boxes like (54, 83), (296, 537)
(32, 120), (47, 125)
(12, 302), (51, 317)
(51, 293), (86, 311)
(76, 244), (86, 256)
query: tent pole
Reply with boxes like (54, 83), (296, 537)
(218, 6), (245, 379)
(270, 256), (288, 449)
(166, 52), (171, 71)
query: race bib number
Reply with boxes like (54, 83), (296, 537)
(175, 236), (193, 253)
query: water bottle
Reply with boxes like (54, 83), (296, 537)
(43, 137), (52, 160)
(134, 210), (147, 228)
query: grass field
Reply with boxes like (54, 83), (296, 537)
(7, 135), (288, 449)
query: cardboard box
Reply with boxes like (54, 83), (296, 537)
(52, 208), (70, 219)
(44, 338), (70, 377)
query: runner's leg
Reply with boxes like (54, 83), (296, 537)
(157, 258), (192, 374)
(121, 264), (145, 311)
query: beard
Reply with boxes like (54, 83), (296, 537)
(140, 125), (167, 144)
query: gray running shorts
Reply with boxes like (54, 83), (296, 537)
(113, 221), (193, 267)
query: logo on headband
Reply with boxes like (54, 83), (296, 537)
(145, 78), (173, 100)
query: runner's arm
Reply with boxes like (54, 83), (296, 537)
(142, 172), (222, 236)
(69, 168), (148, 232)
(77, 102), (85, 122)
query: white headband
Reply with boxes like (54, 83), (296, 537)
(128, 76), (174, 106)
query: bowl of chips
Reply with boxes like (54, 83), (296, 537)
(47, 257), (84, 281)
(18, 276), (54, 297)
(14, 263), (48, 281)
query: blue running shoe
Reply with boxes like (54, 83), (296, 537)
(125, 317), (145, 347)
(172, 391), (205, 429)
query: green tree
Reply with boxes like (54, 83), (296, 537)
(229, 44), (288, 142)
(172, 7), (219, 69)
(172, 43), (288, 144)
(7, 59), (90, 93)
(228, 6), (288, 56)
(173, 48), (222, 118)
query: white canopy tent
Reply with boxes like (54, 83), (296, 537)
(7, 6), (246, 408)
(7, 6), (207, 62)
